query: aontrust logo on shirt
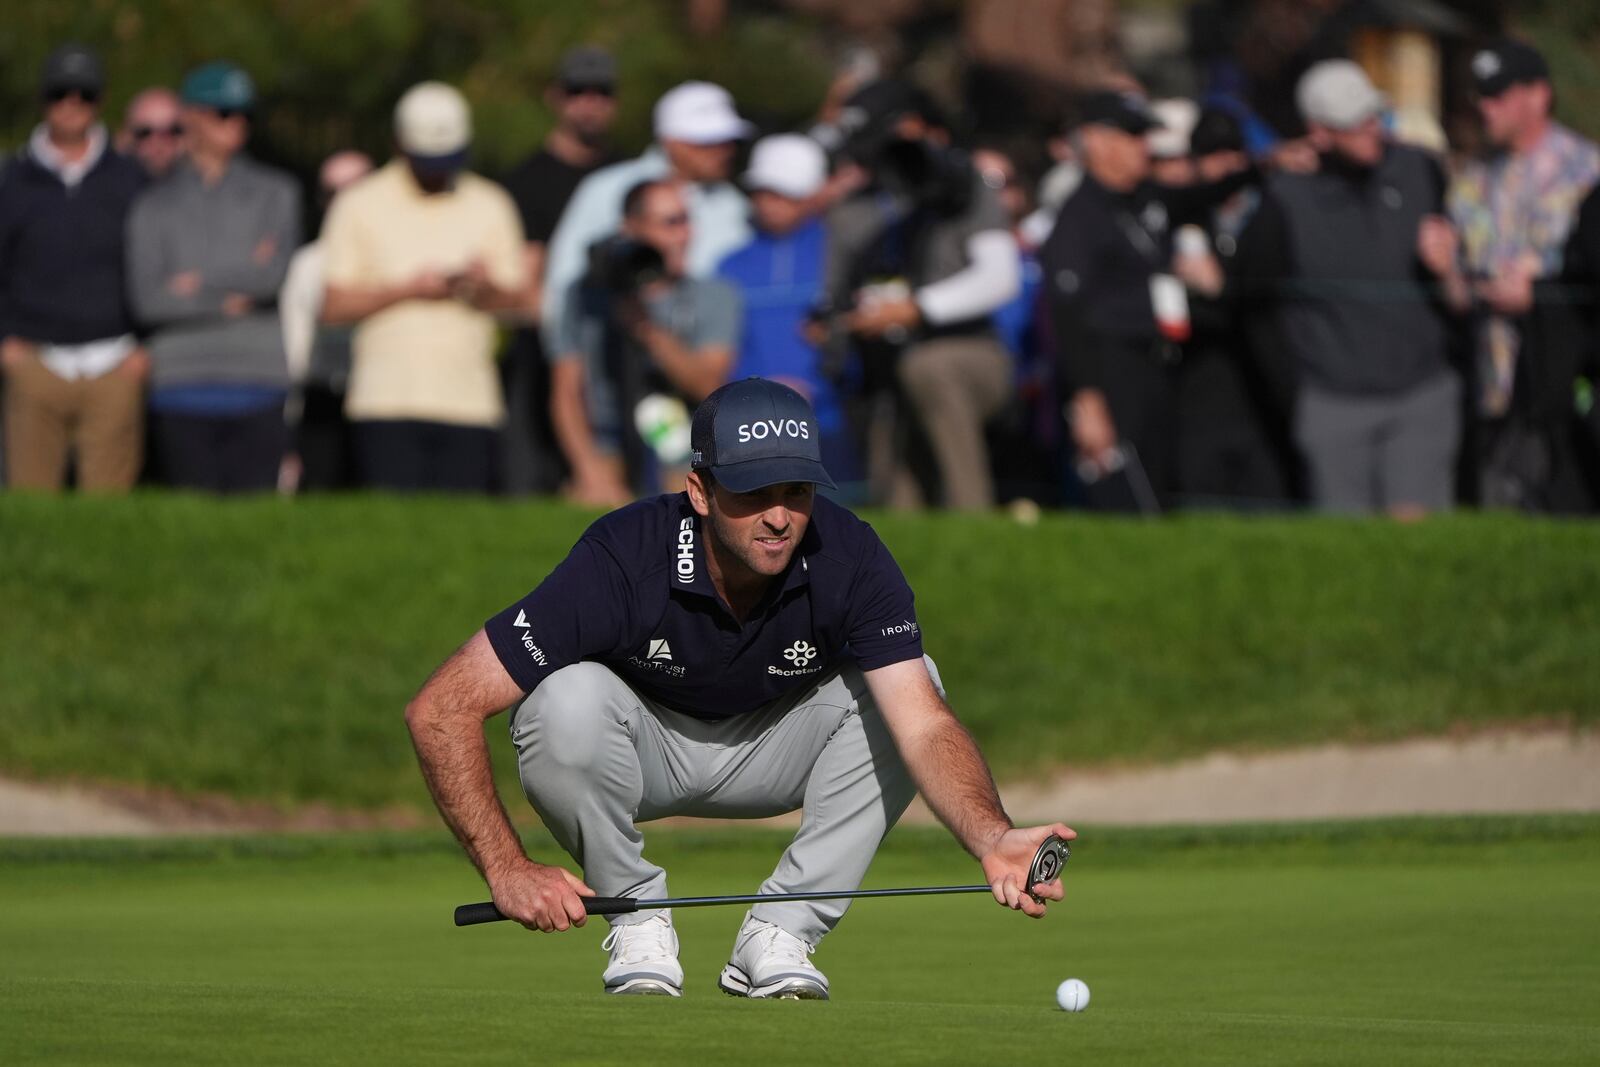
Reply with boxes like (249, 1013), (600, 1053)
(628, 636), (686, 678)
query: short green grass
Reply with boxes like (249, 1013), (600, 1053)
(3, 819), (1597, 1065)
(2, 494), (1597, 809)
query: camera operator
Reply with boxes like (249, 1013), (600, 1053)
(549, 179), (739, 505)
(820, 80), (1021, 511)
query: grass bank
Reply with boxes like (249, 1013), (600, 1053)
(2, 494), (1596, 809)
(4, 818), (1597, 1066)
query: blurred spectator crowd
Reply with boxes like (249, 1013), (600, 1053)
(6, 35), (1600, 516)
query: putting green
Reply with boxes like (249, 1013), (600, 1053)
(4, 820), (1597, 1065)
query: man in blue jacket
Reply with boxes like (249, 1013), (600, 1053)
(0, 44), (147, 491)
(406, 377), (1073, 1000)
(716, 135), (853, 482)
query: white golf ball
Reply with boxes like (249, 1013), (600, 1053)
(1055, 978), (1090, 1012)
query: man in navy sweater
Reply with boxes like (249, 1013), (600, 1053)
(0, 44), (147, 491)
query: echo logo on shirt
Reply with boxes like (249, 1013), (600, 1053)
(737, 419), (810, 444)
(676, 518), (696, 584)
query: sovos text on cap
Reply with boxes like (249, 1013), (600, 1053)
(691, 378), (836, 492)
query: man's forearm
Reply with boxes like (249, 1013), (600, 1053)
(549, 364), (610, 479)
(639, 326), (726, 402)
(406, 701), (527, 879)
(322, 284), (414, 325)
(901, 712), (1013, 859)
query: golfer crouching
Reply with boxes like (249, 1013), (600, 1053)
(406, 377), (1074, 999)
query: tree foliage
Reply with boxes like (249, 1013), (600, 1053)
(1, 0), (832, 181)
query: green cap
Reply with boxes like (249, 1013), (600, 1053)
(181, 62), (256, 110)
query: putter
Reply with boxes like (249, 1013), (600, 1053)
(453, 835), (1069, 927)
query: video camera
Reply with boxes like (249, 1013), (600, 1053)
(583, 235), (667, 297)
(832, 80), (974, 216)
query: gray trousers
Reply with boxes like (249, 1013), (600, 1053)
(1294, 372), (1461, 514)
(510, 658), (935, 945)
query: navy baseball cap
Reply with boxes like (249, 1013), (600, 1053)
(1074, 91), (1163, 135)
(41, 43), (105, 98)
(1471, 39), (1549, 99)
(691, 378), (836, 493)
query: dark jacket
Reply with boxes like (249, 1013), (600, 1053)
(1234, 144), (1452, 397)
(0, 143), (145, 343)
(1041, 170), (1256, 393)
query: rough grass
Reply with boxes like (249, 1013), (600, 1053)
(3, 818), (1597, 1066)
(1, 493), (1597, 809)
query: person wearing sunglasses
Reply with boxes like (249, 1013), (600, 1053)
(500, 46), (623, 495)
(125, 61), (302, 493)
(540, 81), (755, 372)
(0, 43), (148, 492)
(116, 87), (185, 180)
(549, 179), (739, 505)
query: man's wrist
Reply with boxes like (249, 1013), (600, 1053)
(972, 820), (1012, 859)
(481, 847), (531, 883)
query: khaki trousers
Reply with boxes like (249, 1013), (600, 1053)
(887, 336), (1013, 510)
(2, 352), (144, 491)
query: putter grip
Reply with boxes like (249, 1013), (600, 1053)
(453, 896), (640, 926)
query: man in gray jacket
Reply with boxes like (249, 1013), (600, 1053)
(127, 62), (300, 492)
(1234, 61), (1461, 516)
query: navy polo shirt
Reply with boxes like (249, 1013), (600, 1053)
(484, 493), (924, 719)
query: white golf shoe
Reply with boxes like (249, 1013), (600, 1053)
(718, 912), (830, 1000)
(601, 911), (683, 996)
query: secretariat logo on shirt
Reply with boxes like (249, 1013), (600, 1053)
(768, 639), (823, 677)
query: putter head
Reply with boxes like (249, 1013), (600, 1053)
(1027, 835), (1070, 901)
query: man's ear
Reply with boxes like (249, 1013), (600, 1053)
(685, 470), (713, 517)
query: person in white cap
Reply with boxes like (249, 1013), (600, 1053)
(1232, 59), (1461, 518)
(1147, 98), (1199, 187)
(712, 134), (852, 476)
(539, 81), (754, 358)
(318, 81), (528, 493)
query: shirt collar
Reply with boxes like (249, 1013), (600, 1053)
(29, 122), (107, 187)
(668, 494), (815, 604)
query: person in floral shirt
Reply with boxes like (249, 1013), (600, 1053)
(1424, 39), (1600, 506)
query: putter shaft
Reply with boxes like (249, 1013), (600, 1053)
(454, 884), (993, 927)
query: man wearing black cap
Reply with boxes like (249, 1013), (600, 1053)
(1041, 90), (1254, 510)
(1430, 39), (1600, 508)
(500, 46), (623, 495)
(406, 377), (1073, 999)
(0, 43), (148, 491)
